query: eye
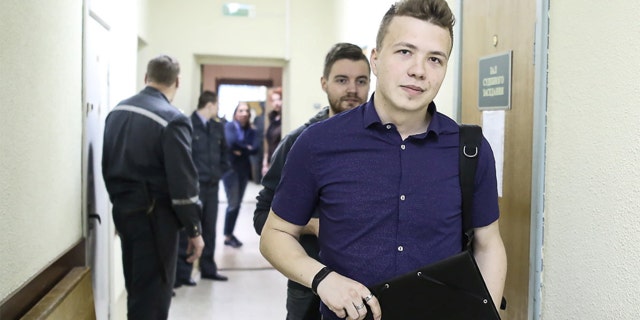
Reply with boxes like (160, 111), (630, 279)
(398, 49), (411, 55)
(357, 79), (369, 85)
(335, 78), (347, 84)
(429, 57), (444, 65)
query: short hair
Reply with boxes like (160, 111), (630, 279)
(323, 43), (371, 79)
(146, 55), (180, 86)
(197, 90), (218, 110)
(375, 0), (455, 51)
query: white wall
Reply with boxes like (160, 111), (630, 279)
(0, 0), (139, 310)
(286, 1), (338, 132)
(543, 0), (640, 318)
(0, 0), (84, 300)
(137, 0), (282, 111)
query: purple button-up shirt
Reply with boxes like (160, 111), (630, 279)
(272, 97), (499, 319)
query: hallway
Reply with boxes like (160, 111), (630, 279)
(168, 182), (287, 319)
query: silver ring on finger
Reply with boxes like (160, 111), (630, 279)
(364, 294), (374, 302)
(355, 303), (365, 311)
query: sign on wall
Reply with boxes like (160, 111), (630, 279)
(478, 51), (512, 110)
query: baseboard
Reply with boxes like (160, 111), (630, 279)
(0, 239), (85, 320)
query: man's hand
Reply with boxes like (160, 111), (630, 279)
(186, 235), (205, 263)
(317, 272), (382, 320)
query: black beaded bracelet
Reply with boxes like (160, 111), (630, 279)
(311, 266), (333, 295)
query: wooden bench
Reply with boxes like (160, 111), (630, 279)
(20, 267), (96, 320)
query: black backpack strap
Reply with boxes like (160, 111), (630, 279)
(459, 124), (483, 250)
(459, 124), (509, 311)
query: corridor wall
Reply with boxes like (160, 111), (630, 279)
(0, 0), (84, 303)
(543, 0), (640, 318)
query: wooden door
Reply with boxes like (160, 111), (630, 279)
(460, 1), (536, 319)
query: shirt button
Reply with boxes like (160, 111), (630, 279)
(400, 195), (406, 201)
(386, 124), (392, 130)
(401, 144), (406, 150)
(397, 246), (404, 252)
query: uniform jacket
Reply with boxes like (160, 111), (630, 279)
(102, 86), (202, 237)
(190, 112), (230, 184)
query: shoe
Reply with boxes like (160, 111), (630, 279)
(174, 278), (197, 288)
(201, 273), (229, 281)
(224, 235), (243, 248)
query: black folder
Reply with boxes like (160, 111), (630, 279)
(366, 250), (500, 320)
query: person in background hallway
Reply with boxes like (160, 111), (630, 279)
(261, 88), (282, 177)
(222, 102), (260, 248)
(254, 42), (371, 320)
(250, 103), (265, 183)
(102, 54), (204, 320)
(175, 90), (230, 289)
(259, 1), (507, 319)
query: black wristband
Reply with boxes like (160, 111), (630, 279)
(311, 266), (333, 295)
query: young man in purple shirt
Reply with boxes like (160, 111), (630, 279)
(260, 1), (507, 319)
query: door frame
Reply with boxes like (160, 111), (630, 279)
(455, 1), (548, 319)
(528, 0), (549, 319)
(82, 3), (114, 319)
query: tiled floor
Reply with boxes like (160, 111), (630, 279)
(168, 181), (288, 320)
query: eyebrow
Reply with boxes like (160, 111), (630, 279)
(333, 75), (370, 80)
(394, 42), (449, 60)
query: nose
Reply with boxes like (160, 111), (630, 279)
(346, 80), (357, 93)
(407, 58), (426, 80)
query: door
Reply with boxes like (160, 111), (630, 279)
(83, 12), (112, 320)
(460, 1), (536, 319)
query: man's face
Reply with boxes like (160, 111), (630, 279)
(321, 59), (371, 115)
(371, 16), (451, 113)
(206, 101), (219, 118)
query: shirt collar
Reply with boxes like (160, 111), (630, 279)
(195, 111), (208, 126)
(362, 93), (443, 138)
(143, 86), (170, 103)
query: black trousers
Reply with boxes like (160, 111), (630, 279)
(176, 182), (220, 280)
(113, 203), (179, 320)
(286, 285), (321, 320)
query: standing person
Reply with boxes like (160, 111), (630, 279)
(254, 42), (371, 320)
(261, 88), (282, 177)
(175, 90), (229, 288)
(102, 54), (204, 319)
(222, 102), (259, 248)
(259, 1), (507, 320)
(249, 103), (265, 183)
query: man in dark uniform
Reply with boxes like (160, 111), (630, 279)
(175, 90), (229, 288)
(102, 54), (204, 320)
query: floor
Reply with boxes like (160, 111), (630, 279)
(167, 181), (287, 320)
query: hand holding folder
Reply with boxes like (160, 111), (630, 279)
(365, 250), (500, 319)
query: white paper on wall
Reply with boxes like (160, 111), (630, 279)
(481, 110), (505, 197)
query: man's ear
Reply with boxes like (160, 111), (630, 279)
(175, 76), (180, 89)
(320, 76), (328, 93)
(370, 49), (378, 75)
